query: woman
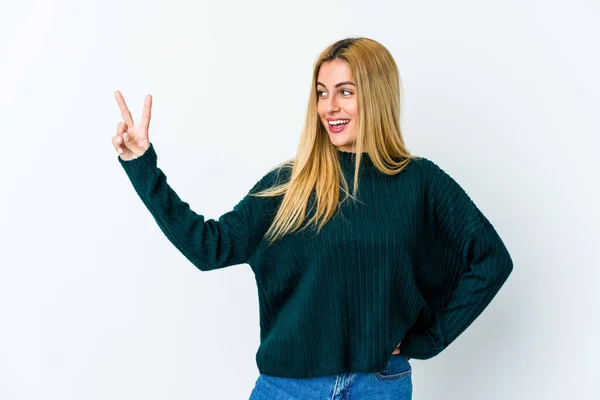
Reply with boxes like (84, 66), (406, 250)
(112, 37), (513, 399)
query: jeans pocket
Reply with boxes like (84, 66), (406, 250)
(374, 355), (412, 381)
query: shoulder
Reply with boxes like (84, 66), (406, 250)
(401, 155), (449, 190)
(408, 155), (461, 190)
(407, 155), (444, 175)
(416, 156), (490, 232)
(410, 156), (480, 216)
(250, 159), (294, 194)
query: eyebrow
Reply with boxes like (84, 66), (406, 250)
(316, 81), (356, 88)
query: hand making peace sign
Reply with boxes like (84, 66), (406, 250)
(112, 90), (152, 161)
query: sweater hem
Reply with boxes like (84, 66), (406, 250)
(257, 362), (396, 379)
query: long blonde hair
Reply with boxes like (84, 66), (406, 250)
(253, 37), (415, 245)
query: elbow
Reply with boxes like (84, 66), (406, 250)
(504, 253), (514, 280)
(482, 224), (514, 285)
(492, 245), (513, 286)
(500, 237), (514, 276)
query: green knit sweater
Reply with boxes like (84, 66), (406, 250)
(118, 143), (513, 378)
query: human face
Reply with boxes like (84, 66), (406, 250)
(316, 60), (358, 152)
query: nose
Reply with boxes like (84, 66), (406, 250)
(327, 95), (340, 113)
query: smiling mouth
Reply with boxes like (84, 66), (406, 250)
(329, 118), (349, 124)
(328, 119), (350, 133)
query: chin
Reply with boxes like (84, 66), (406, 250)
(329, 134), (354, 149)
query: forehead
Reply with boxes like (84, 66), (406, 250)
(317, 60), (353, 84)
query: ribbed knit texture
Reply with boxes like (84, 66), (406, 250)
(118, 143), (513, 378)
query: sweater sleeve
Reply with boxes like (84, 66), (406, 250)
(117, 143), (284, 271)
(401, 158), (513, 359)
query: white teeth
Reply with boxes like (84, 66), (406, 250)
(329, 119), (349, 125)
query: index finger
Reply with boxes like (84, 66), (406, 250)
(114, 90), (135, 127)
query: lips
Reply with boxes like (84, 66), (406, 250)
(327, 119), (350, 133)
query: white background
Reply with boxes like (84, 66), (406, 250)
(1, 0), (598, 399)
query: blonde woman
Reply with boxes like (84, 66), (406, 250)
(112, 37), (513, 399)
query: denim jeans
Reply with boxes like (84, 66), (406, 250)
(249, 354), (412, 399)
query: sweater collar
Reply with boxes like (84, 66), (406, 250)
(336, 149), (373, 167)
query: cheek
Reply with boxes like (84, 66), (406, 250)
(340, 100), (357, 118)
(316, 101), (325, 116)
(348, 103), (358, 118)
(317, 105), (327, 124)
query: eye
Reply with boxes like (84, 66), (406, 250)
(341, 89), (353, 96)
(317, 90), (327, 98)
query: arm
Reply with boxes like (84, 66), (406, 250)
(118, 143), (283, 271)
(401, 158), (513, 359)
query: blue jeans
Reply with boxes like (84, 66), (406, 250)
(249, 354), (412, 399)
